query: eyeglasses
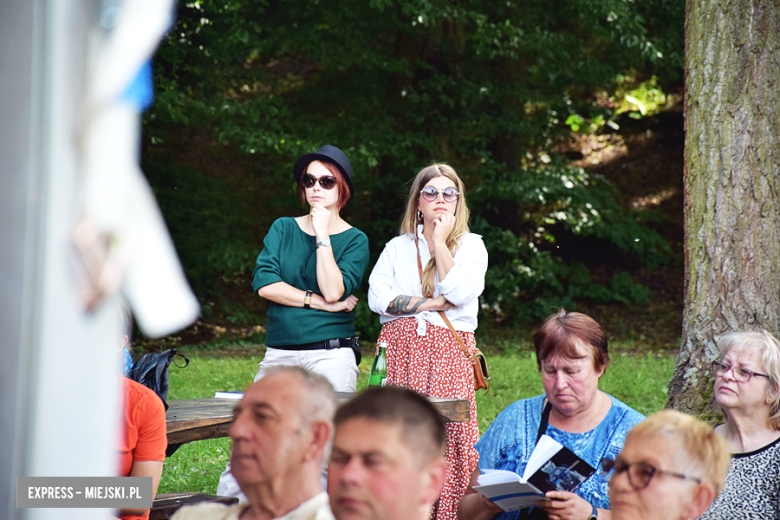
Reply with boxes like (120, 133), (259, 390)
(710, 360), (770, 383)
(602, 459), (701, 491)
(302, 173), (338, 190)
(420, 186), (460, 203)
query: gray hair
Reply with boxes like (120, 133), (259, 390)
(262, 365), (337, 426)
(717, 331), (780, 430)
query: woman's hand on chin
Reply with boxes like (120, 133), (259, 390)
(431, 212), (456, 247)
(536, 491), (593, 520)
(310, 204), (331, 238)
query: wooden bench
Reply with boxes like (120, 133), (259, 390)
(150, 492), (238, 520)
(166, 393), (470, 445)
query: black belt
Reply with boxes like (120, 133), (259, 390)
(271, 336), (361, 365)
(272, 336), (359, 351)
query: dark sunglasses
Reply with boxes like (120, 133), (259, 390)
(420, 186), (460, 203)
(302, 173), (338, 190)
(602, 458), (701, 491)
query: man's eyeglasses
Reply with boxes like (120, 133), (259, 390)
(420, 186), (460, 203)
(302, 173), (338, 190)
(602, 459), (701, 491)
(710, 360), (770, 383)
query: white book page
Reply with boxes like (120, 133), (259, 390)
(522, 434), (563, 480)
(477, 469), (524, 486)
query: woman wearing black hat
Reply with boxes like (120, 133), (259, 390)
(217, 145), (369, 498)
(250, 144), (369, 389)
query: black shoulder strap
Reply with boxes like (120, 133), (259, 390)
(536, 400), (553, 445)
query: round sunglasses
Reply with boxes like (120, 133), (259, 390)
(420, 186), (460, 203)
(602, 458), (701, 490)
(302, 173), (338, 190)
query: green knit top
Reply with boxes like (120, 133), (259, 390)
(251, 217), (369, 347)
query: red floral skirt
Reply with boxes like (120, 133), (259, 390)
(377, 317), (480, 520)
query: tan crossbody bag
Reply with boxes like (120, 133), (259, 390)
(416, 239), (491, 393)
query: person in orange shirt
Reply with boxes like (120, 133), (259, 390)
(115, 306), (167, 520)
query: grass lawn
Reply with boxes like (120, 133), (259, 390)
(159, 346), (675, 494)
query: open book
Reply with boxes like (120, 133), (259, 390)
(474, 434), (595, 511)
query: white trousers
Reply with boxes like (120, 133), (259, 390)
(216, 347), (359, 500)
(251, 346), (359, 390)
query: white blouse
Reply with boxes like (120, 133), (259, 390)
(368, 226), (488, 334)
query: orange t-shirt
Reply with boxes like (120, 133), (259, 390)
(118, 377), (167, 520)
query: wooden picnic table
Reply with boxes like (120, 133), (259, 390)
(166, 393), (470, 445)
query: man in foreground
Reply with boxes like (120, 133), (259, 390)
(172, 365), (337, 520)
(327, 386), (447, 520)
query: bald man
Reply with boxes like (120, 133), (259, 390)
(172, 365), (336, 520)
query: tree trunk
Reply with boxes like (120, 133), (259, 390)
(668, 0), (780, 418)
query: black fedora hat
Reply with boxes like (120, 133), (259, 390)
(294, 145), (354, 198)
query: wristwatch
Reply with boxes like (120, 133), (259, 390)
(316, 239), (331, 248)
(587, 504), (598, 520)
(303, 290), (312, 309)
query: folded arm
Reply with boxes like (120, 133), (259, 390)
(385, 294), (455, 314)
(368, 241), (453, 316)
(258, 282), (357, 313)
(315, 243), (345, 302)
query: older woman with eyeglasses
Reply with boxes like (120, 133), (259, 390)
(607, 410), (730, 520)
(697, 331), (780, 519)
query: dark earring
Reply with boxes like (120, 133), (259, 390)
(417, 210), (423, 221)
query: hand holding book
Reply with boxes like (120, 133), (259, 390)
(534, 490), (596, 520)
(473, 435), (595, 512)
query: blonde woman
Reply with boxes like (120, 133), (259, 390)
(698, 331), (780, 519)
(368, 163), (488, 520)
(607, 410), (730, 520)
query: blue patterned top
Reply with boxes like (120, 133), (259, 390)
(475, 394), (644, 518)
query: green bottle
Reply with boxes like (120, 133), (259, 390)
(368, 342), (388, 387)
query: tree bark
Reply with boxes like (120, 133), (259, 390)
(668, 0), (780, 417)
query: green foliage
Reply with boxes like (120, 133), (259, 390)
(352, 293), (383, 342)
(147, 0), (683, 327)
(615, 75), (672, 118)
(222, 299), (263, 325)
(564, 76), (674, 133)
(143, 159), (258, 297)
(473, 158), (666, 322)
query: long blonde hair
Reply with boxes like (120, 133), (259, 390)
(399, 164), (470, 297)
